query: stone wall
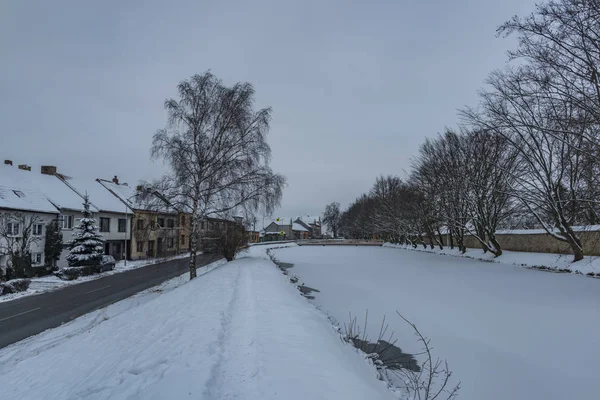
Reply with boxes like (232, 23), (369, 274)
(461, 230), (600, 256)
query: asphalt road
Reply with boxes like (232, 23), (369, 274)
(0, 253), (221, 349)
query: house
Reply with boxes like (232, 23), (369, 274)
(58, 175), (133, 261)
(263, 218), (309, 241)
(247, 230), (260, 243)
(0, 174), (60, 271)
(294, 215), (322, 238)
(97, 179), (184, 260)
(0, 162), (93, 268)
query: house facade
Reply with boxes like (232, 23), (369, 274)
(97, 179), (186, 260)
(0, 182), (60, 271)
(294, 215), (322, 238)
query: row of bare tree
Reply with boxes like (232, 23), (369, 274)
(340, 0), (600, 261)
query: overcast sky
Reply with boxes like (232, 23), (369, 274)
(0, 0), (536, 219)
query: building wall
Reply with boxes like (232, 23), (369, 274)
(461, 230), (600, 256)
(0, 210), (59, 269)
(130, 210), (182, 260)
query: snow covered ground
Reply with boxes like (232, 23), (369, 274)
(0, 244), (396, 400)
(0, 252), (192, 303)
(271, 245), (600, 400)
(384, 243), (600, 276)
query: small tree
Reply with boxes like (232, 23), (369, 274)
(211, 222), (247, 261)
(66, 195), (105, 268)
(44, 219), (63, 270)
(323, 202), (341, 238)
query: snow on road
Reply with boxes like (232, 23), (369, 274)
(0, 245), (395, 400)
(272, 245), (600, 400)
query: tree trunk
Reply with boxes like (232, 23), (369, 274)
(189, 201), (199, 280)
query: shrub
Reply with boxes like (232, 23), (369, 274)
(0, 278), (31, 296)
(55, 266), (94, 281)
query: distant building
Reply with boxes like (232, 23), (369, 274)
(294, 215), (322, 238)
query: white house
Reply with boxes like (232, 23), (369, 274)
(0, 163), (134, 268)
(0, 171), (60, 270)
(58, 175), (133, 261)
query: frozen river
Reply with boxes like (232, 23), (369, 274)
(272, 245), (600, 400)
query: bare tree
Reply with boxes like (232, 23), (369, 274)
(151, 72), (285, 279)
(462, 66), (591, 261)
(322, 202), (341, 238)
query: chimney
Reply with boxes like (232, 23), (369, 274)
(112, 175), (119, 184)
(4, 160), (12, 166)
(18, 164), (31, 171)
(41, 165), (57, 175)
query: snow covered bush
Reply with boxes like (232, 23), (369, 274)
(55, 266), (93, 281)
(0, 278), (31, 296)
(66, 195), (105, 268)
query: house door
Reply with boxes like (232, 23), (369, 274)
(157, 238), (164, 256)
(112, 242), (122, 260)
(147, 240), (155, 257)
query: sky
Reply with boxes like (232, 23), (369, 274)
(0, 0), (537, 220)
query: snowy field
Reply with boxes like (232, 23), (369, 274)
(272, 245), (600, 400)
(0, 252), (192, 303)
(0, 244), (396, 400)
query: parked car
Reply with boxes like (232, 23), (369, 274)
(97, 255), (116, 273)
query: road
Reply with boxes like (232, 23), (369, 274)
(0, 253), (221, 349)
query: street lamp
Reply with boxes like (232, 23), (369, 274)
(123, 193), (139, 267)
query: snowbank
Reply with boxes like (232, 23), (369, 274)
(384, 243), (600, 276)
(0, 252), (193, 303)
(0, 243), (395, 400)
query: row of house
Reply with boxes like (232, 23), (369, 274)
(261, 216), (322, 241)
(0, 161), (242, 271)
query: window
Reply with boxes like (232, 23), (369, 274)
(150, 220), (156, 230)
(180, 215), (186, 226)
(31, 253), (42, 265)
(136, 219), (144, 230)
(61, 215), (73, 229)
(157, 218), (165, 228)
(33, 223), (44, 236)
(167, 219), (174, 228)
(7, 222), (20, 236)
(118, 219), (126, 233)
(201, 221), (205, 229)
(181, 235), (185, 245)
(136, 241), (144, 252)
(100, 217), (110, 232)
(147, 240), (155, 254)
(167, 237), (174, 248)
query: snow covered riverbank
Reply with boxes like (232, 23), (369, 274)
(384, 243), (600, 276)
(0, 245), (396, 400)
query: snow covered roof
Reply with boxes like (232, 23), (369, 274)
(0, 185), (59, 214)
(60, 177), (132, 214)
(296, 215), (321, 225)
(292, 223), (308, 232)
(0, 164), (92, 212)
(97, 180), (178, 214)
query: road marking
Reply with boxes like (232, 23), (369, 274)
(83, 285), (111, 295)
(0, 307), (41, 322)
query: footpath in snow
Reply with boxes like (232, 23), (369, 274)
(0, 244), (395, 400)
